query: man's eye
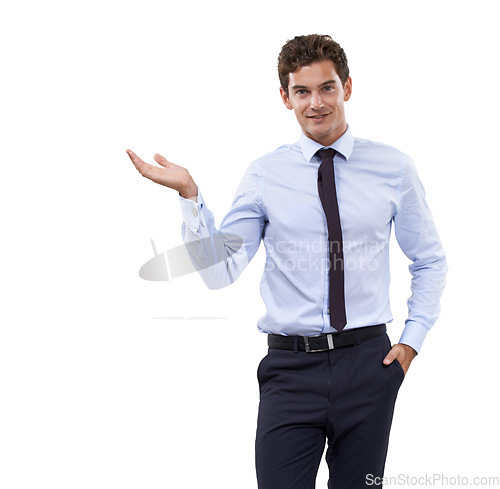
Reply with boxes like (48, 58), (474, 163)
(297, 90), (308, 95)
(323, 86), (334, 91)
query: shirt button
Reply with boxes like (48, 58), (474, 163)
(192, 208), (198, 217)
(327, 309), (330, 314)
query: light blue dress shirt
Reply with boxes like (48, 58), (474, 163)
(178, 126), (447, 353)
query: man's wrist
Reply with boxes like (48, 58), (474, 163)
(178, 179), (198, 200)
(399, 342), (418, 358)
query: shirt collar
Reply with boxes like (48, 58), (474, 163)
(299, 124), (354, 163)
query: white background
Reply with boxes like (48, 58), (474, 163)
(1, 0), (499, 487)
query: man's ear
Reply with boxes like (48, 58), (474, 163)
(343, 76), (352, 102)
(279, 87), (293, 110)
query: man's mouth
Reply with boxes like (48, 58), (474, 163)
(307, 114), (329, 120)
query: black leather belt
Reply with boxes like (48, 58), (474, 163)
(268, 324), (386, 353)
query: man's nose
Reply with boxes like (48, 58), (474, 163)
(310, 93), (324, 110)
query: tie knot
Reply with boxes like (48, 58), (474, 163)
(317, 148), (336, 161)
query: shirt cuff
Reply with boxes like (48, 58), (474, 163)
(178, 189), (202, 231)
(398, 320), (429, 354)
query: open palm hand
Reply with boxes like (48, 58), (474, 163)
(126, 149), (197, 198)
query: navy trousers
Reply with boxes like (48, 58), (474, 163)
(255, 332), (405, 489)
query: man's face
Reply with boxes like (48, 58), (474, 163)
(280, 59), (352, 146)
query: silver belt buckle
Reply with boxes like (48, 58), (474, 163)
(304, 333), (335, 353)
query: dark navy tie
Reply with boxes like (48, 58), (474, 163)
(317, 148), (347, 331)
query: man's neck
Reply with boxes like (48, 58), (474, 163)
(304, 124), (348, 147)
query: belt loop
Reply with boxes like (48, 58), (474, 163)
(293, 336), (299, 353)
(355, 331), (361, 345)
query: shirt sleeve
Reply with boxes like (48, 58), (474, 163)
(393, 156), (448, 353)
(178, 161), (266, 289)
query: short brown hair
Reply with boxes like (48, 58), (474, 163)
(278, 34), (350, 95)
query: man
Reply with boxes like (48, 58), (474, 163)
(127, 34), (447, 488)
